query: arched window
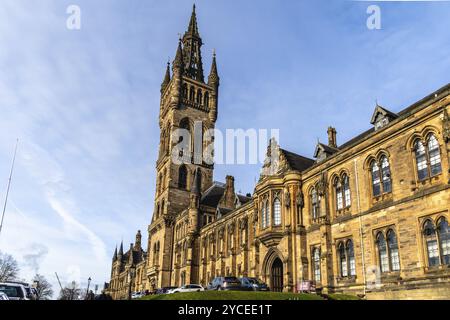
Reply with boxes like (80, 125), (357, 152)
(415, 140), (428, 180)
(437, 218), (450, 265)
(189, 86), (195, 101)
(204, 91), (209, 108)
(311, 188), (320, 220)
(423, 220), (439, 267)
(182, 84), (188, 99)
(381, 156), (392, 193)
(347, 240), (356, 276)
(261, 201), (266, 229)
(265, 200), (270, 227)
(343, 174), (351, 208)
(161, 199), (165, 216)
(156, 203), (160, 219)
(273, 198), (281, 226)
(178, 165), (187, 189)
(428, 135), (442, 176)
(387, 229), (400, 271)
(196, 89), (203, 104)
(376, 232), (389, 273)
(334, 177), (343, 210)
(338, 242), (348, 277)
(179, 118), (191, 158)
(371, 161), (381, 197)
(313, 248), (321, 282)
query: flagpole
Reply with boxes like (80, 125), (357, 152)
(0, 139), (19, 239)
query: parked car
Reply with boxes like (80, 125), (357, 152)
(155, 286), (178, 294)
(0, 292), (9, 300)
(131, 291), (144, 299)
(171, 284), (204, 293)
(0, 283), (28, 300)
(207, 277), (245, 291)
(4, 281), (36, 300)
(240, 277), (270, 291)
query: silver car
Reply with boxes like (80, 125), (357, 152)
(0, 283), (28, 300)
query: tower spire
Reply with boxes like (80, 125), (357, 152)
(112, 245), (117, 261)
(187, 4), (199, 37)
(182, 4), (204, 82)
(172, 39), (184, 71)
(208, 50), (219, 86)
(118, 241), (123, 256)
(161, 61), (171, 93)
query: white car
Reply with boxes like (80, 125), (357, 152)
(171, 284), (204, 293)
(0, 283), (28, 300)
(131, 291), (144, 299)
(0, 292), (9, 300)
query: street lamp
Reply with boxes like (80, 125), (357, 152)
(86, 277), (92, 299)
(128, 267), (136, 300)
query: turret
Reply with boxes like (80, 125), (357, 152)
(112, 246), (117, 261)
(208, 51), (220, 122)
(161, 62), (171, 94)
(134, 230), (142, 250)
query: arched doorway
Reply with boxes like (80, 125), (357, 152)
(271, 258), (283, 292)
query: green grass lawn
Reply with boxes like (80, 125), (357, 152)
(140, 291), (358, 300)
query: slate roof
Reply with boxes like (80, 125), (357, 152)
(280, 149), (315, 171)
(200, 182), (252, 208)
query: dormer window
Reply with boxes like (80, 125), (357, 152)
(370, 105), (398, 131)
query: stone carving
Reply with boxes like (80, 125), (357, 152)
(284, 188), (291, 208)
(317, 172), (328, 197)
(443, 109), (450, 143)
(296, 190), (304, 209)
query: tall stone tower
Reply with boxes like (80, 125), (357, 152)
(147, 5), (220, 289)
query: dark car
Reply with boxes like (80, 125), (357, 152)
(206, 277), (245, 291)
(240, 277), (270, 291)
(155, 286), (178, 294)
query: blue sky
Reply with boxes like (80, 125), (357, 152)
(0, 0), (449, 297)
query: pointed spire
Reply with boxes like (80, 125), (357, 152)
(118, 241), (123, 256)
(187, 4), (199, 37)
(161, 61), (171, 93)
(172, 39), (184, 71)
(208, 50), (220, 86)
(113, 245), (117, 261)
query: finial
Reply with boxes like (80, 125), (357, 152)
(213, 48), (216, 57)
(193, 3), (196, 13)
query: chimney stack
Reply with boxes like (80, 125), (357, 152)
(327, 127), (337, 148)
(220, 175), (236, 209)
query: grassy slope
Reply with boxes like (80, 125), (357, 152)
(141, 291), (327, 300)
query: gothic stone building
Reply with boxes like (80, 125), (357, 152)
(107, 6), (450, 299)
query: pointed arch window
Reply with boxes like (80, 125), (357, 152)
(204, 91), (209, 108)
(371, 161), (381, 197)
(414, 134), (442, 180)
(428, 135), (442, 176)
(343, 174), (351, 208)
(334, 177), (343, 210)
(182, 84), (188, 99)
(437, 218), (450, 265)
(423, 220), (439, 267)
(196, 89), (203, 105)
(338, 242), (348, 277)
(376, 232), (389, 273)
(261, 201), (267, 229)
(189, 86), (195, 101)
(347, 240), (356, 276)
(387, 229), (400, 271)
(381, 156), (392, 193)
(265, 200), (270, 227)
(310, 188), (320, 221)
(178, 165), (187, 189)
(415, 140), (428, 180)
(273, 198), (281, 226)
(313, 247), (321, 282)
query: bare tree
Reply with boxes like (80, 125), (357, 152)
(58, 281), (81, 300)
(0, 251), (20, 282)
(32, 274), (54, 300)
